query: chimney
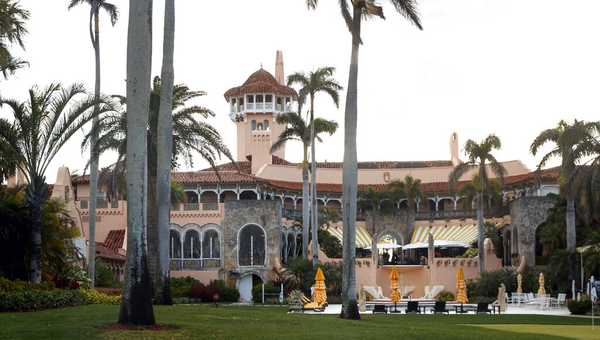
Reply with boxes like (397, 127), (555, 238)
(450, 132), (461, 166)
(275, 50), (284, 85)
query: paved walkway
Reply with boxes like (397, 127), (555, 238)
(303, 304), (571, 316)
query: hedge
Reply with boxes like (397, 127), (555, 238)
(0, 289), (87, 312)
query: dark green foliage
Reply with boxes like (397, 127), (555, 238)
(170, 276), (198, 298)
(0, 277), (54, 292)
(466, 268), (516, 301)
(437, 291), (455, 302)
(318, 229), (342, 258)
(285, 257), (342, 298)
(252, 281), (280, 304)
(0, 289), (87, 312)
(94, 260), (118, 288)
(173, 279), (239, 303)
(567, 299), (592, 315)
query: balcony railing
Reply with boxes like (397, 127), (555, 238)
(184, 202), (200, 211)
(169, 258), (221, 271)
(203, 202), (219, 211)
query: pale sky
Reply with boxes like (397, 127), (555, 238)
(2, 0), (600, 183)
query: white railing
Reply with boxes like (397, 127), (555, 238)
(255, 103), (264, 111)
(246, 103), (255, 110)
(264, 103), (273, 111)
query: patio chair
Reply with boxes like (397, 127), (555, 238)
(476, 302), (492, 314)
(363, 286), (390, 303)
(405, 301), (420, 314)
(372, 304), (387, 314)
(432, 301), (449, 314)
(551, 293), (566, 308)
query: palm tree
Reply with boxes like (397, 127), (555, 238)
(0, 83), (113, 283)
(118, 0), (154, 325)
(0, 0), (29, 79)
(449, 135), (506, 274)
(531, 121), (598, 260)
(287, 67), (342, 267)
(306, 0), (422, 319)
(84, 78), (233, 304)
(270, 111), (338, 259)
(68, 0), (118, 289)
(572, 122), (600, 223)
(154, 0), (175, 306)
(389, 175), (422, 240)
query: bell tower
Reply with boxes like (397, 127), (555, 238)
(224, 51), (297, 174)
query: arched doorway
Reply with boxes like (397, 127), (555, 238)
(238, 273), (263, 303)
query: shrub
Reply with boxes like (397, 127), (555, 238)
(0, 277), (55, 292)
(0, 289), (87, 312)
(437, 291), (455, 302)
(467, 268), (516, 301)
(460, 248), (478, 258)
(182, 279), (239, 303)
(170, 276), (199, 298)
(94, 260), (119, 288)
(568, 299), (592, 315)
(81, 288), (120, 305)
(318, 229), (343, 258)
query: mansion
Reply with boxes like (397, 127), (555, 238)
(42, 51), (560, 302)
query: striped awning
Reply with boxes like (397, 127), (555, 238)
(326, 226), (372, 249)
(410, 224), (478, 246)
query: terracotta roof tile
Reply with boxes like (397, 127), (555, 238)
(103, 229), (125, 251)
(95, 242), (125, 261)
(224, 69), (297, 99)
(172, 170), (262, 185)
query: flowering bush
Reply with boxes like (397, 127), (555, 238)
(80, 288), (120, 305)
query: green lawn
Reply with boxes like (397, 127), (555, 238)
(0, 304), (598, 340)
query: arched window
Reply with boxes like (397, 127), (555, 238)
(183, 229), (201, 259)
(257, 122), (264, 130)
(239, 224), (265, 266)
(263, 120), (269, 130)
(251, 120), (257, 131)
(202, 229), (220, 259)
(169, 229), (181, 259)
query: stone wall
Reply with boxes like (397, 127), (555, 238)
(221, 200), (282, 282)
(509, 196), (556, 268)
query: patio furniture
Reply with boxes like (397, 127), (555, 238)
(363, 286), (390, 303)
(476, 302), (492, 314)
(405, 301), (420, 314)
(423, 285), (445, 299)
(432, 301), (449, 314)
(550, 293), (566, 308)
(372, 304), (387, 314)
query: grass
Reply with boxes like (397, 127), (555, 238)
(0, 304), (598, 340)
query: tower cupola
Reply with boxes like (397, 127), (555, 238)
(224, 51), (297, 173)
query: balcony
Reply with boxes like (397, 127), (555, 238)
(169, 258), (221, 271)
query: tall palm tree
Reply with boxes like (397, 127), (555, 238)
(287, 67), (342, 267)
(0, 83), (113, 283)
(572, 122), (600, 223)
(154, 0), (175, 306)
(270, 111), (338, 259)
(0, 0), (29, 79)
(390, 175), (422, 240)
(306, 0), (422, 319)
(449, 135), (506, 274)
(531, 120), (598, 252)
(68, 0), (118, 288)
(118, 0), (154, 326)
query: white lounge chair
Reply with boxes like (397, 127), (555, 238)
(363, 286), (390, 302)
(423, 285), (445, 299)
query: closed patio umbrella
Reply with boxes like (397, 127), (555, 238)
(517, 273), (523, 294)
(456, 267), (468, 304)
(390, 269), (401, 304)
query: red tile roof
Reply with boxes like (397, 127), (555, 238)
(95, 242), (125, 261)
(103, 229), (125, 251)
(203, 161), (252, 174)
(172, 170), (262, 185)
(224, 69), (297, 99)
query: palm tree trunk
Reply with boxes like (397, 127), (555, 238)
(340, 6), (361, 320)
(154, 0), (175, 305)
(87, 5), (101, 288)
(118, 0), (155, 325)
(310, 96), (319, 266)
(477, 192), (485, 273)
(302, 145), (309, 258)
(27, 176), (46, 284)
(565, 198), (576, 252)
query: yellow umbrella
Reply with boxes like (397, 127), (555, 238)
(313, 267), (327, 307)
(456, 267), (468, 304)
(537, 272), (546, 296)
(390, 269), (401, 304)
(517, 273), (523, 294)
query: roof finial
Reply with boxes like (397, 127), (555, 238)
(260, 62), (263, 69)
